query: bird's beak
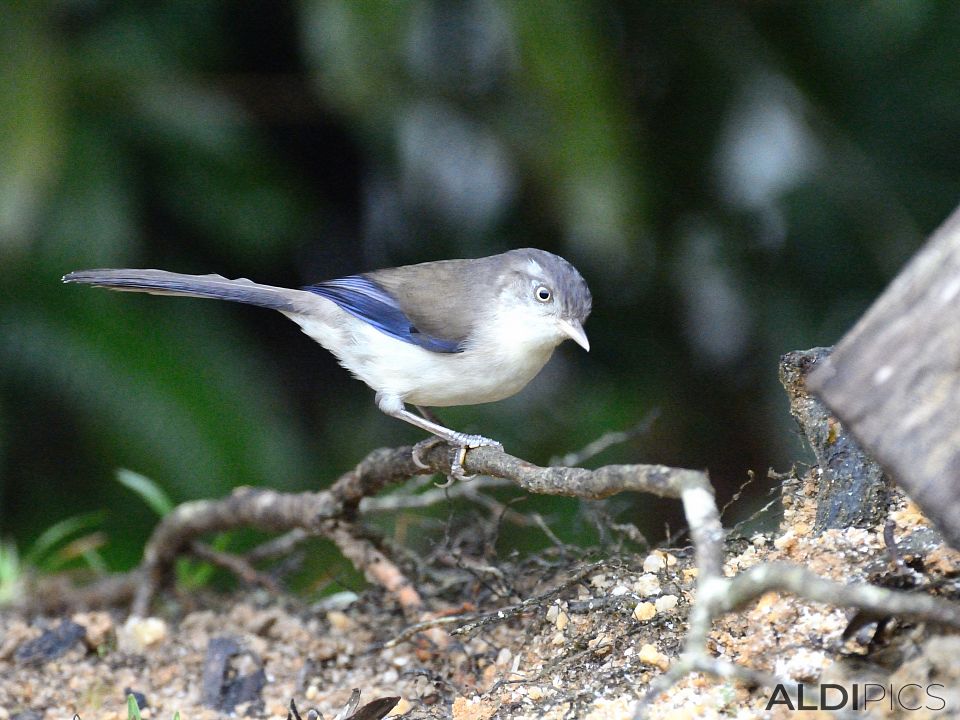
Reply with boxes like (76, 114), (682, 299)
(557, 318), (590, 351)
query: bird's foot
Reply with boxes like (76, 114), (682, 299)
(411, 434), (503, 487)
(445, 433), (502, 483)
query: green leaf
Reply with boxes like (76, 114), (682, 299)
(127, 693), (142, 720)
(0, 539), (23, 605)
(115, 468), (175, 517)
(23, 511), (106, 567)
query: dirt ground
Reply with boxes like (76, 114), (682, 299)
(2, 468), (959, 720)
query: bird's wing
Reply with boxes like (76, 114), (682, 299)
(305, 274), (466, 353)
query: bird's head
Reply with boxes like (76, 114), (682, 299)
(494, 248), (592, 352)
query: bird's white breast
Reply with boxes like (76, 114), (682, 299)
(287, 300), (560, 407)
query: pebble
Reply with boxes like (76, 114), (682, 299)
(118, 617), (168, 653)
(642, 552), (666, 573)
(632, 573), (661, 597)
(633, 602), (656, 622)
(72, 611), (114, 650)
(326, 610), (354, 632)
(638, 643), (670, 671)
(655, 595), (678, 613)
(391, 697), (414, 715)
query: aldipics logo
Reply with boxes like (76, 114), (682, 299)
(765, 683), (947, 712)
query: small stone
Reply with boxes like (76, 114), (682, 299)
(391, 697), (414, 715)
(775, 649), (829, 679)
(589, 574), (610, 589)
(312, 590), (359, 611)
(682, 567), (699, 583)
(655, 595), (678, 613)
(638, 643), (670, 671)
(118, 617), (167, 653)
(305, 684), (319, 700)
(754, 591), (780, 614)
(73, 611), (114, 650)
(773, 530), (797, 551)
(588, 633), (612, 656)
(200, 636), (265, 713)
(481, 662), (498, 688)
(632, 573), (661, 597)
(452, 695), (497, 720)
(633, 602), (656, 622)
(124, 689), (149, 711)
(495, 647), (512, 668)
(633, 573), (660, 597)
(551, 631), (565, 646)
(554, 610), (569, 631)
(526, 686), (545, 701)
(664, 553), (678, 567)
(413, 676), (435, 698)
(326, 610), (354, 632)
(642, 552), (666, 573)
(545, 604), (560, 623)
(14, 620), (85, 665)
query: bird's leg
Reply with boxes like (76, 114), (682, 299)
(410, 407), (453, 481)
(411, 406), (463, 480)
(415, 405), (443, 424)
(377, 394), (502, 482)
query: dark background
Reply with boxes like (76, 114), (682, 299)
(3, 2), (959, 578)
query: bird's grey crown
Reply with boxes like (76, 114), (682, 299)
(502, 248), (592, 322)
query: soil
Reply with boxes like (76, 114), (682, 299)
(2, 468), (958, 720)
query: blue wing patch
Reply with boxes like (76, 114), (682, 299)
(305, 276), (462, 353)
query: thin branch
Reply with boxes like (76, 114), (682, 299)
(359, 477), (513, 512)
(132, 446), (422, 615)
(551, 411), (659, 467)
(189, 541), (282, 593)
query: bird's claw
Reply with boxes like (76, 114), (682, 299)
(411, 434), (502, 486)
(411, 436), (442, 470)
(446, 446), (473, 484)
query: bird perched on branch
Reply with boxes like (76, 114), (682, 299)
(64, 248), (592, 478)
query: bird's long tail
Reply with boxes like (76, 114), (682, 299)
(62, 269), (300, 312)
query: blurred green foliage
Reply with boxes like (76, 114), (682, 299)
(3, 1), (960, 574)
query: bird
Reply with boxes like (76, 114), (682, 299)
(63, 248), (592, 478)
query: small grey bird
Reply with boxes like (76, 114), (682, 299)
(63, 248), (592, 477)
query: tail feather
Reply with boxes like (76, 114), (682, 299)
(62, 269), (298, 312)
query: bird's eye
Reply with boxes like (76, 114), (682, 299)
(535, 285), (552, 303)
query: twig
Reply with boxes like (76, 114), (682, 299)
(132, 446), (422, 616)
(359, 477), (512, 512)
(320, 520), (425, 618)
(551, 410), (659, 467)
(382, 559), (608, 649)
(53, 440), (701, 618)
(718, 470), (758, 521)
(245, 529), (309, 563)
(189, 541), (282, 593)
